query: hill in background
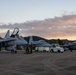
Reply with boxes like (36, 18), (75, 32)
(24, 36), (60, 44)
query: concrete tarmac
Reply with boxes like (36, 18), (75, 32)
(0, 50), (76, 75)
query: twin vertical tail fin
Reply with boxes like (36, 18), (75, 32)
(29, 36), (33, 45)
(4, 30), (10, 40)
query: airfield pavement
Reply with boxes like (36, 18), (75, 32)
(0, 50), (76, 75)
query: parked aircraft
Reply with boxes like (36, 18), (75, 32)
(29, 36), (51, 47)
(0, 30), (16, 53)
(58, 39), (76, 50)
(0, 28), (27, 53)
(29, 36), (51, 52)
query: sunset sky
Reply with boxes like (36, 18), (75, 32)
(0, 0), (76, 40)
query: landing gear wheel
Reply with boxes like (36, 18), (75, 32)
(11, 50), (14, 54)
(14, 51), (17, 53)
(51, 49), (54, 53)
(58, 50), (60, 53)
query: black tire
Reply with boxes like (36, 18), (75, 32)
(58, 50), (60, 53)
(51, 49), (54, 53)
(14, 51), (17, 53)
(11, 50), (14, 54)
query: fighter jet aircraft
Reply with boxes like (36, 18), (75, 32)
(58, 39), (76, 50)
(0, 30), (16, 53)
(29, 36), (51, 52)
(0, 28), (27, 53)
(29, 36), (51, 47)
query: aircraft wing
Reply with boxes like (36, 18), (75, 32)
(0, 38), (16, 43)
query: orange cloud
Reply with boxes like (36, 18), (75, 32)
(0, 15), (76, 40)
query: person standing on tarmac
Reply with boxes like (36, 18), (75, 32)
(69, 46), (73, 52)
(29, 44), (33, 54)
(24, 44), (29, 54)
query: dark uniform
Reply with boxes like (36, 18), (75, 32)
(29, 44), (33, 54)
(24, 44), (29, 54)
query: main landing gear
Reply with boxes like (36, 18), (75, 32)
(11, 50), (17, 54)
